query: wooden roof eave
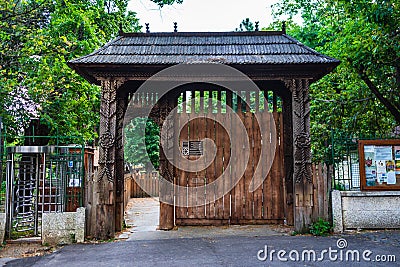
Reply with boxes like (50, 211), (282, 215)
(67, 61), (340, 87)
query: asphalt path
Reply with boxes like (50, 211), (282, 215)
(5, 231), (400, 267)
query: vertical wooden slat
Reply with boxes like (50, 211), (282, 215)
(221, 109), (231, 220)
(196, 112), (207, 219)
(207, 90), (216, 219)
(312, 164), (318, 219)
(237, 93), (245, 220)
(177, 111), (189, 219)
(322, 164), (327, 219)
(244, 111), (253, 220)
(215, 93), (224, 220)
(188, 111), (197, 218)
(156, 172), (160, 197)
(226, 90), (233, 220)
(252, 111), (263, 220)
(317, 164), (324, 218)
(264, 110), (273, 219)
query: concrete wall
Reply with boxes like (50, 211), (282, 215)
(42, 207), (85, 245)
(332, 190), (400, 232)
(0, 213), (5, 244)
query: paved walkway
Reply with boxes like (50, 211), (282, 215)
(119, 197), (291, 241)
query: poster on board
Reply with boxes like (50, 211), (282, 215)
(396, 160), (400, 175)
(395, 146), (400, 175)
(395, 146), (400, 160)
(374, 146), (393, 161)
(364, 145), (376, 186)
(387, 171), (396, 185)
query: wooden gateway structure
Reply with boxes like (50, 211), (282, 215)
(68, 29), (339, 239)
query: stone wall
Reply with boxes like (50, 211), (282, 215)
(332, 190), (400, 232)
(42, 207), (85, 245)
(0, 213), (5, 244)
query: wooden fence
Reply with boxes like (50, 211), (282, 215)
(124, 171), (159, 204)
(310, 163), (332, 222)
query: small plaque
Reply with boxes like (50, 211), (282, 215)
(182, 141), (203, 156)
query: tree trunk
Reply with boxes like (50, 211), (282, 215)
(357, 67), (400, 124)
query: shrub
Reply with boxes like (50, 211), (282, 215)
(309, 218), (332, 236)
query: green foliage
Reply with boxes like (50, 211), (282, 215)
(333, 183), (345, 191)
(0, 181), (5, 206)
(124, 118), (160, 170)
(309, 218), (332, 236)
(272, 0), (400, 161)
(151, 0), (183, 8)
(237, 18), (254, 31)
(0, 0), (141, 141)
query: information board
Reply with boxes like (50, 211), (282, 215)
(359, 140), (400, 190)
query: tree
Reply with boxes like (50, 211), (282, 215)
(272, 0), (400, 160)
(124, 118), (160, 170)
(0, 0), (141, 144)
(236, 18), (255, 31)
(151, 0), (183, 7)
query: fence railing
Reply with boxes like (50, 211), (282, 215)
(311, 163), (332, 221)
(124, 171), (159, 203)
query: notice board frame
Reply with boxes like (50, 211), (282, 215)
(359, 139), (400, 191)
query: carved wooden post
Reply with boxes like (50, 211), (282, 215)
(286, 79), (313, 232)
(95, 78), (125, 239)
(115, 93), (128, 232)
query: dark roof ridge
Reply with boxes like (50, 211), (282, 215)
(109, 42), (296, 47)
(119, 30), (286, 37)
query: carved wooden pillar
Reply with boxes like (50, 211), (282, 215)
(95, 78), (125, 239)
(285, 79), (313, 232)
(115, 93), (128, 232)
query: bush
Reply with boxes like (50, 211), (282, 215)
(309, 218), (332, 236)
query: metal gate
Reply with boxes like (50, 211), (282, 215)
(5, 145), (84, 238)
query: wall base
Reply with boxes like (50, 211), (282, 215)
(332, 190), (400, 233)
(42, 207), (85, 245)
(0, 213), (5, 244)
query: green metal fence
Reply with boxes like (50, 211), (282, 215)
(3, 143), (87, 238)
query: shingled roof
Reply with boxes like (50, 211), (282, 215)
(69, 31), (339, 65)
(68, 31), (340, 85)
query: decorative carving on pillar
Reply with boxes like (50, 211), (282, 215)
(98, 79), (124, 183)
(284, 79), (312, 183)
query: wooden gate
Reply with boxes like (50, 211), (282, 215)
(173, 91), (285, 225)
